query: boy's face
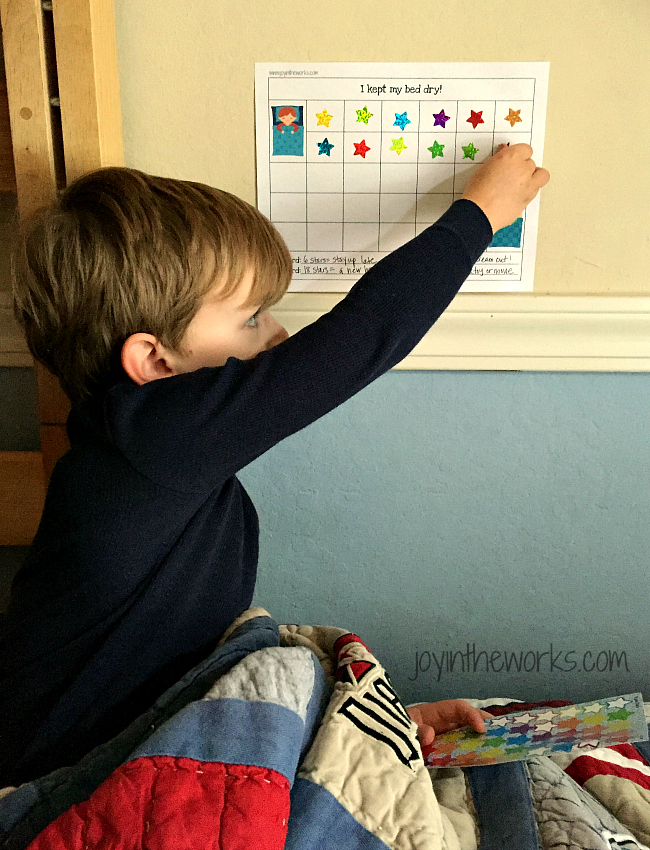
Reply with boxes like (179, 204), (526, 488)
(172, 269), (288, 373)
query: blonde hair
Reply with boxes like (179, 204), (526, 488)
(13, 167), (292, 405)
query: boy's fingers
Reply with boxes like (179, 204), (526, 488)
(444, 700), (489, 733)
(533, 166), (551, 188)
(467, 708), (488, 733)
(417, 724), (435, 747)
(407, 705), (423, 725)
(508, 142), (534, 159)
(432, 700), (486, 734)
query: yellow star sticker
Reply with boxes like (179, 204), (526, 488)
(390, 137), (407, 155)
(316, 108), (333, 127)
(505, 108), (522, 127)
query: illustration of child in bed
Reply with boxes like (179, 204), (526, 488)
(272, 105), (304, 155)
(1, 143), (548, 786)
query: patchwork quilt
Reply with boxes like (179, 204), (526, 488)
(0, 608), (648, 850)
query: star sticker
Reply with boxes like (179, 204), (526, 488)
(433, 109), (450, 128)
(559, 705), (581, 717)
(608, 708), (633, 721)
(558, 717), (580, 729)
(486, 726), (507, 737)
(531, 731), (552, 741)
(390, 137), (408, 155)
(583, 713), (606, 725)
(583, 703), (603, 714)
(393, 111), (411, 131)
(428, 140), (445, 158)
(535, 712), (555, 722)
(353, 139), (371, 158)
(466, 110), (484, 129)
(490, 716), (511, 727)
(607, 698), (628, 709)
(535, 722), (554, 733)
(462, 142), (479, 160)
(356, 106), (373, 124)
(507, 734), (531, 746)
(512, 713), (536, 724)
(445, 729), (465, 741)
(483, 737), (506, 749)
(316, 108), (333, 127)
(317, 138), (334, 156)
(505, 108), (522, 127)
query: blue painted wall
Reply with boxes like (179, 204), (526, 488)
(3, 367), (649, 706)
(240, 370), (650, 705)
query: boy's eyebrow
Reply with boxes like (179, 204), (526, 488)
(243, 295), (276, 313)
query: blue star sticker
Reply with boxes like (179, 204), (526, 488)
(393, 111), (411, 131)
(317, 138), (334, 156)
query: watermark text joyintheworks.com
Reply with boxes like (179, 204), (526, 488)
(408, 643), (630, 682)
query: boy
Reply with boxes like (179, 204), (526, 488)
(1, 145), (548, 787)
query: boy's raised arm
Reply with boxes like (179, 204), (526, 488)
(110, 148), (549, 488)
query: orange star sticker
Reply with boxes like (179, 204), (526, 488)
(505, 108), (522, 127)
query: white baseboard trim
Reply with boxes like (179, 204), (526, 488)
(4, 292), (650, 372)
(274, 293), (650, 372)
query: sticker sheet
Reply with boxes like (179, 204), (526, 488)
(425, 693), (648, 768)
(255, 62), (548, 293)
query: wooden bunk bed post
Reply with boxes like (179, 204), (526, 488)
(0, 0), (123, 544)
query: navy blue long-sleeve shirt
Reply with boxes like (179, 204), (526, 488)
(0, 200), (492, 786)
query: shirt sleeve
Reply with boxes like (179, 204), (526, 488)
(106, 200), (492, 493)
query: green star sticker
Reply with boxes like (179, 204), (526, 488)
(428, 140), (445, 158)
(390, 137), (408, 155)
(607, 709), (633, 721)
(483, 737), (507, 749)
(356, 106), (373, 125)
(462, 142), (479, 160)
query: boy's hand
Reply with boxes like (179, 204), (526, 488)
(407, 699), (492, 751)
(462, 143), (550, 234)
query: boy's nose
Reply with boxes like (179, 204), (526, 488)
(265, 320), (289, 350)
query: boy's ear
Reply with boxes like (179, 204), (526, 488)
(121, 333), (175, 385)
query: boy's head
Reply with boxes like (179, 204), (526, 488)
(278, 106), (297, 126)
(13, 167), (292, 405)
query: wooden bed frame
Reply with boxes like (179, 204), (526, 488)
(0, 0), (123, 545)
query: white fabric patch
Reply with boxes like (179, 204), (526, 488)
(203, 646), (316, 721)
(299, 640), (453, 850)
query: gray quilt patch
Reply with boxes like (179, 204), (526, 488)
(526, 757), (641, 850)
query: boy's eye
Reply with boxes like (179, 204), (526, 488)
(247, 311), (261, 328)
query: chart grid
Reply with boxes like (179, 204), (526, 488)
(257, 64), (548, 292)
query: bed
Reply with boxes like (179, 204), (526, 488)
(1, 608), (648, 850)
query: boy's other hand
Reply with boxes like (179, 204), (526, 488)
(407, 699), (492, 752)
(462, 143), (550, 234)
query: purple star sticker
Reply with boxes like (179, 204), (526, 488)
(433, 109), (450, 128)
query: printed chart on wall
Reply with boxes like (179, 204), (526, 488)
(255, 62), (548, 292)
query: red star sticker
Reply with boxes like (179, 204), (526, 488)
(466, 110), (484, 129)
(353, 139), (371, 158)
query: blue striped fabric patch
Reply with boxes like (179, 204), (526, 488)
(466, 762), (541, 850)
(131, 698), (307, 783)
(286, 778), (390, 849)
